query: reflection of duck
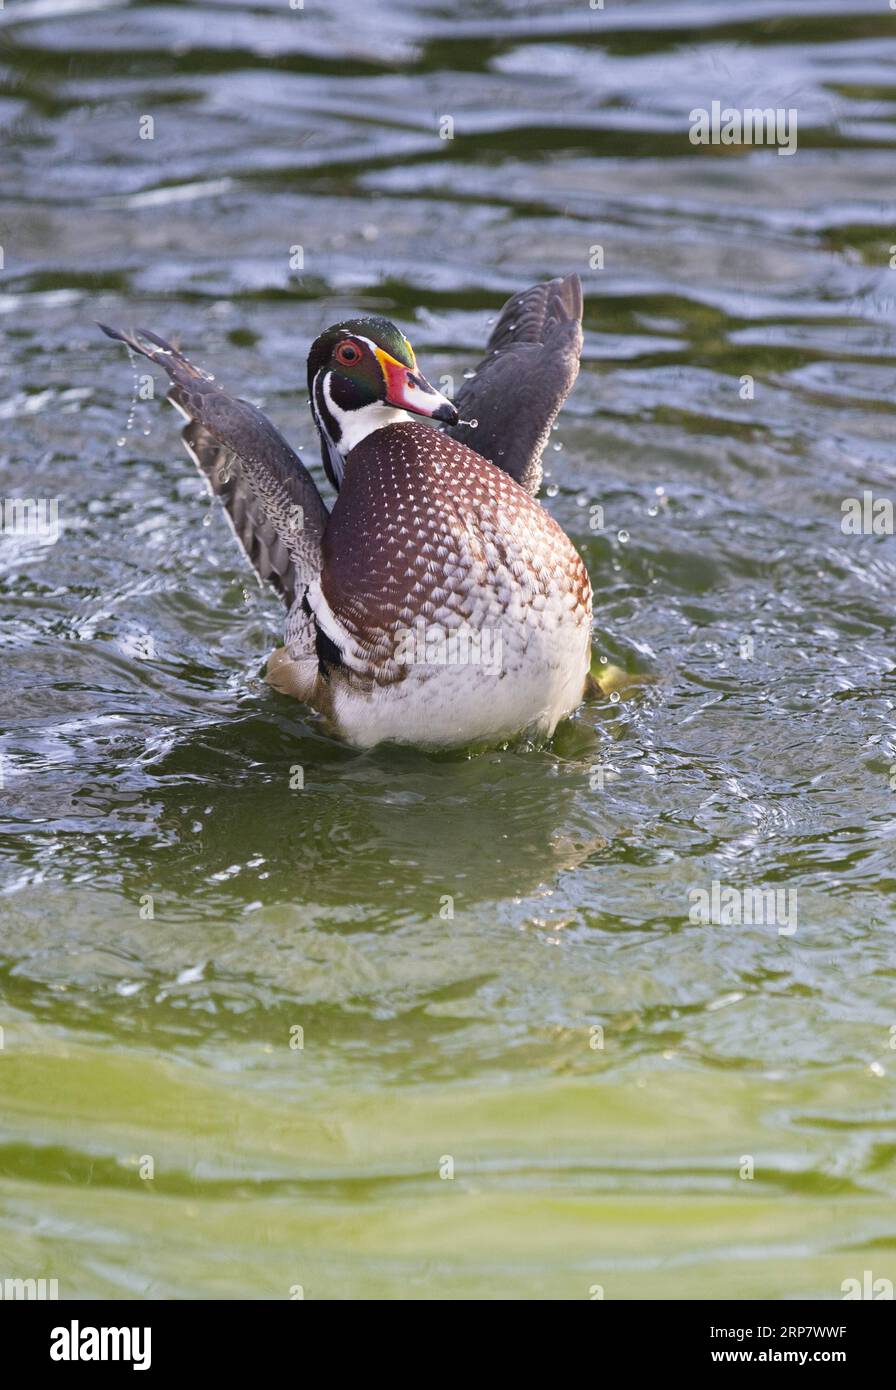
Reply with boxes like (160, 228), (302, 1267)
(100, 275), (591, 748)
(131, 712), (607, 915)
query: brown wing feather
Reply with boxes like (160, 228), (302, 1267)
(178, 419), (302, 604)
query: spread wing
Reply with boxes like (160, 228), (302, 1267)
(445, 273), (583, 496)
(98, 324), (329, 609)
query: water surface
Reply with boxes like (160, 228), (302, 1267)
(1, 0), (896, 1299)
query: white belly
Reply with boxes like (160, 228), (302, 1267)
(326, 600), (592, 749)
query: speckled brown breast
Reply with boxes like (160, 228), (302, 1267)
(319, 420), (591, 683)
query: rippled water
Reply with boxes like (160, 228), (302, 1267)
(2, 0), (896, 1299)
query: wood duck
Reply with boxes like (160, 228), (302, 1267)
(99, 275), (592, 749)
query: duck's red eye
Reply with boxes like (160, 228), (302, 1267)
(335, 341), (361, 366)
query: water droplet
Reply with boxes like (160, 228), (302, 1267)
(647, 504), (658, 517)
(599, 655), (608, 665)
(116, 437), (126, 447)
(609, 691), (620, 704)
(463, 370), (477, 380)
(617, 529), (630, 544)
(545, 483), (559, 498)
(655, 485), (665, 496)
(576, 493), (588, 507)
(553, 442), (563, 452)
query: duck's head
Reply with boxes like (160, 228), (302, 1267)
(307, 316), (458, 489)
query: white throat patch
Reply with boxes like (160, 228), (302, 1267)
(320, 372), (411, 457)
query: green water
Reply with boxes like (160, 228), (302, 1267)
(2, 0), (896, 1299)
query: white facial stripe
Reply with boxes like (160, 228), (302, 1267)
(322, 372), (410, 457)
(354, 333), (409, 363)
(309, 370), (341, 487)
